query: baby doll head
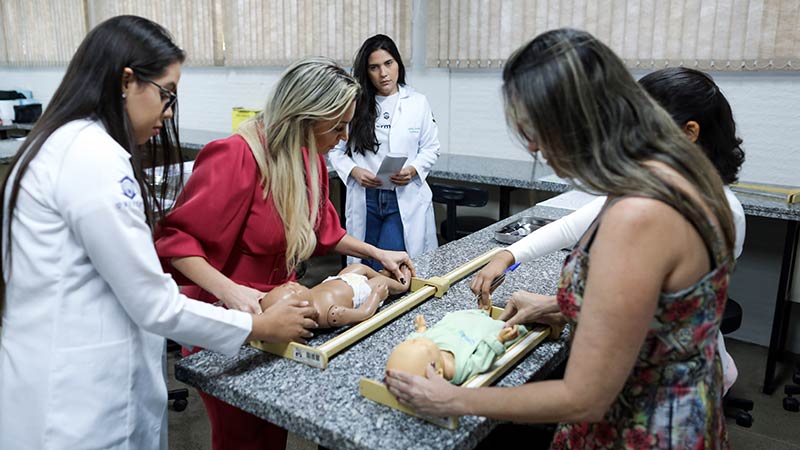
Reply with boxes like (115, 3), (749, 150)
(385, 337), (445, 379)
(259, 282), (312, 311)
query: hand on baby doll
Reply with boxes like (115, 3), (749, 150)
(377, 253), (416, 283)
(219, 283), (267, 314)
(500, 292), (565, 338)
(250, 294), (318, 344)
(384, 312), (521, 416)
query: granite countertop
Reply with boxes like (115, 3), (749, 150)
(175, 208), (571, 450)
(430, 153), (569, 193)
(0, 138), (24, 164)
(735, 191), (800, 222)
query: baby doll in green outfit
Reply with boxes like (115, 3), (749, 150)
(386, 310), (528, 385)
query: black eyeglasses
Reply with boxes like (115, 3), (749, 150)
(139, 76), (178, 113)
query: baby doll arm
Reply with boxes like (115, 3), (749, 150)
(325, 283), (389, 327)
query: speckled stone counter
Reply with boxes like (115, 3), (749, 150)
(0, 139), (23, 164)
(431, 154), (569, 193)
(175, 208), (571, 450)
(735, 191), (800, 222)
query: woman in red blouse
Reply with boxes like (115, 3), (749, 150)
(156, 57), (414, 450)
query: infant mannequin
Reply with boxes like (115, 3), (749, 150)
(386, 310), (527, 385)
(259, 263), (411, 328)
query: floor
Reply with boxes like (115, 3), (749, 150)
(167, 253), (800, 450)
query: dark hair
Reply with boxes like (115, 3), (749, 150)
(1, 15), (185, 313)
(639, 67), (745, 184)
(502, 28), (735, 259)
(347, 34), (406, 156)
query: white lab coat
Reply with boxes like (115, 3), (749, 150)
(329, 85), (440, 262)
(0, 120), (252, 450)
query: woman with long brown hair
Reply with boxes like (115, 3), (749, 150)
(386, 29), (733, 449)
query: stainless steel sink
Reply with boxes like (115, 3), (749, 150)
(494, 216), (552, 244)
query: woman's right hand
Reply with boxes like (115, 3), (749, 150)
(470, 250), (515, 309)
(249, 299), (319, 344)
(350, 167), (382, 188)
(220, 283), (267, 314)
(498, 292), (559, 327)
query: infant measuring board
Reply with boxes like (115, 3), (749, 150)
(251, 248), (503, 369)
(359, 306), (560, 429)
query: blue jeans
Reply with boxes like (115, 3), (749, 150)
(363, 188), (405, 271)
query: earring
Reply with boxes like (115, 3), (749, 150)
(121, 93), (127, 99)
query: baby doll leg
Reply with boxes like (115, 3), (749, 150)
(413, 314), (428, 333)
(339, 263), (371, 275)
(325, 284), (387, 327)
(497, 325), (520, 343)
(360, 265), (409, 295)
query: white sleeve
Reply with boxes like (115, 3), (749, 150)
(327, 139), (357, 184)
(723, 186), (746, 259)
(508, 196), (606, 263)
(55, 140), (251, 356)
(406, 96), (440, 182)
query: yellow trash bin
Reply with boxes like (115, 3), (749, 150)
(231, 107), (260, 133)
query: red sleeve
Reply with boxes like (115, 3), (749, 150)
(313, 154), (346, 256)
(155, 135), (257, 284)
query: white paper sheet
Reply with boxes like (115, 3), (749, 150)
(375, 153), (408, 190)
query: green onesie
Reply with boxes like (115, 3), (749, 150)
(408, 309), (528, 385)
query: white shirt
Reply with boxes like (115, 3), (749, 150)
(0, 120), (251, 450)
(508, 187), (745, 262)
(361, 92), (399, 178)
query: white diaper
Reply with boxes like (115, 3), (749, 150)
(323, 272), (373, 308)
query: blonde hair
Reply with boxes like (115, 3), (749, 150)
(238, 57), (359, 273)
(503, 29), (735, 261)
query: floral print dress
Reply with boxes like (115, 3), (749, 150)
(551, 202), (731, 450)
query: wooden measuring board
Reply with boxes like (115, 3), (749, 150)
(251, 248), (502, 369)
(359, 306), (558, 429)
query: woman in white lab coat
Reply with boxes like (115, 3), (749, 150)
(329, 34), (440, 268)
(0, 16), (316, 450)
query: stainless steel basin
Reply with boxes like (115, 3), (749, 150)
(494, 216), (552, 244)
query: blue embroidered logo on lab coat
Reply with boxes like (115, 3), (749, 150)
(383, 112), (390, 120)
(119, 176), (137, 199)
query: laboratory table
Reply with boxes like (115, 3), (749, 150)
(175, 206), (571, 450)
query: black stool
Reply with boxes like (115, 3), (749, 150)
(167, 340), (189, 412)
(720, 298), (754, 427)
(430, 183), (495, 243)
(782, 362), (800, 412)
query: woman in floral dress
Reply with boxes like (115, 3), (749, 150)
(385, 28), (733, 449)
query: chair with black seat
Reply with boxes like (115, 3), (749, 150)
(166, 340), (189, 412)
(430, 182), (496, 243)
(721, 298), (754, 427)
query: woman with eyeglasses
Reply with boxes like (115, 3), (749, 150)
(0, 16), (317, 450)
(155, 57), (415, 450)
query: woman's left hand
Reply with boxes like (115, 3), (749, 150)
(390, 166), (417, 186)
(385, 365), (464, 416)
(378, 249), (416, 281)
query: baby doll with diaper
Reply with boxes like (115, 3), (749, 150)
(259, 263), (412, 328)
